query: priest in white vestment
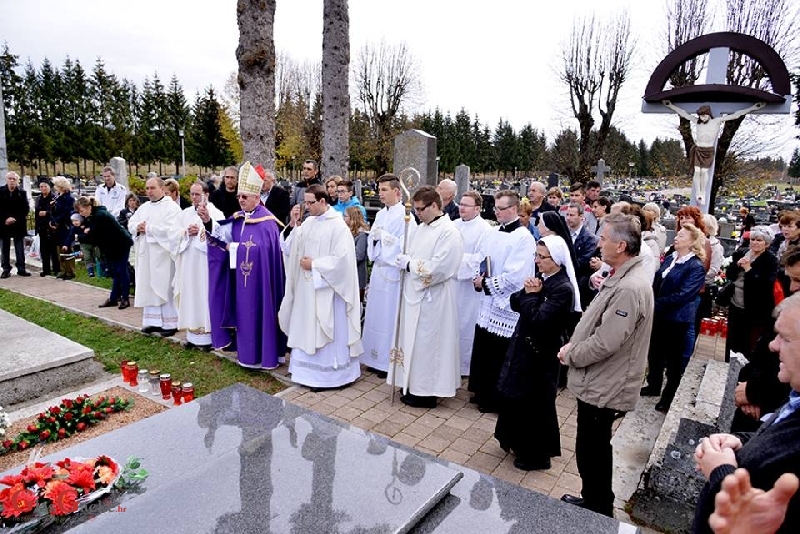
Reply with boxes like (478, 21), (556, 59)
(279, 184), (363, 390)
(173, 181), (224, 349)
(467, 190), (536, 413)
(388, 185), (463, 409)
(453, 191), (491, 376)
(360, 174), (417, 377)
(128, 177), (184, 335)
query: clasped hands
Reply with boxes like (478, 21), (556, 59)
(695, 433), (742, 479)
(395, 254), (410, 270)
(523, 276), (542, 294)
(734, 382), (761, 420)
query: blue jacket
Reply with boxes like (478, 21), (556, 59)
(332, 196), (367, 220)
(653, 253), (706, 322)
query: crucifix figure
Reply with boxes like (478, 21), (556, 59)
(663, 99), (764, 206)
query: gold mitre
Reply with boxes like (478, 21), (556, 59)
(237, 161), (263, 196)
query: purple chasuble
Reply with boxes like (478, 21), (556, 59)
(207, 205), (287, 367)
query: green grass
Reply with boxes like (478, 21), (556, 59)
(71, 260), (115, 291)
(0, 288), (285, 398)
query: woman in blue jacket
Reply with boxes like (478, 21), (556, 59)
(641, 223), (707, 412)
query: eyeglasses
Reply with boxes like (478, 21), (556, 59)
(304, 199), (319, 205)
(414, 203), (433, 212)
(537, 254), (552, 260)
(494, 205), (512, 213)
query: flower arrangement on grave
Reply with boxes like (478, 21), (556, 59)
(713, 270), (726, 287)
(0, 455), (148, 530)
(0, 395), (132, 457)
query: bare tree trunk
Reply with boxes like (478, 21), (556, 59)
(321, 0), (350, 179)
(237, 0), (276, 169)
(0, 80), (7, 184)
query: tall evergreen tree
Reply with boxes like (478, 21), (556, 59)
(165, 75), (190, 174)
(188, 87), (234, 171)
(788, 147), (800, 179)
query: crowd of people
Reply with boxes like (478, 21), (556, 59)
(3, 164), (800, 531)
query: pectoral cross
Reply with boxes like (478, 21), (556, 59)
(239, 236), (257, 288)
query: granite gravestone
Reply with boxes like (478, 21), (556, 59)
(394, 130), (437, 187)
(0, 384), (641, 534)
(109, 157), (128, 188)
(547, 173), (559, 189)
(454, 165), (470, 202)
(590, 159), (611, 185)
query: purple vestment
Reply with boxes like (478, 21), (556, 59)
(207, 205), (287, 368)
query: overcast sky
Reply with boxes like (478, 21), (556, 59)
(3, 0), (797, 163)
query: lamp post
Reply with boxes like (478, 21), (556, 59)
(435, 156), (440, 180)
(178, 129), (186, 178)
(628, 161), (634, 180)
(291, 155), (296, 181)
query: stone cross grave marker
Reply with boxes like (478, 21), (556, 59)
(590, 159), (611, 183)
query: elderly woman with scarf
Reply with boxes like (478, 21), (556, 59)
(496, 235), (582, 471)
(641, 223), (707, 412)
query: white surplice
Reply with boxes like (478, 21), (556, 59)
(173, 202), (224, 344)
(453, 215), (492, 375)
(279, 208), (363, 388)
(128, 196), (184, 327)
(387, 215), (463, 398)
(475, 226), (537, 338)
(360, 202), (417, 372)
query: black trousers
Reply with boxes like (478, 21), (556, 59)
(575, 399), (616, 517)
(467, 325), (511, 409)
(0, 235), (26, 273)
(39, 233), (60, 274)
(646, 319), (690, 403)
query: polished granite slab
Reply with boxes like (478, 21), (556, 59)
(0, 384), (640, 533)
(0, 384), (462, 534)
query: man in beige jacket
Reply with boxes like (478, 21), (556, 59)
(557, 213), (654, 517)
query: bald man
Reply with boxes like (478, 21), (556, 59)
(437, 179), (460, 220)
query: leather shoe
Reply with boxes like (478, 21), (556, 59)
(0, 272), (10, 279)
(118, 299), (130, 310)
(159, 329), (178, 337)
(40, 272), (48, 277)
(17, 271), (31, 277)
(478, 404), (499, 414)
(560, 494), (587, 507)
(185, 341), (212, 352)
(514, 458), (551, 471)
(655, 400), (671, 413)
(99, 299), (117, 308)
(141, 326), (163, 334)
(640, 385), (661, 397)
(400, 394), (437, 409)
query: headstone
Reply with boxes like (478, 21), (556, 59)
(454, 164), (470, 201)
(353, 177), (363, 200)
(393, 130), (437, 187)
(22, 174), (33, 205)
(0, 383), (641, 534)
(547, 172), (559, 189)
(109, 156), (128, 188)
(590, 159), (612, 184)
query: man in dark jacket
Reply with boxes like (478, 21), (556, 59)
(0, 172), (31, 277)
(260, 168), (290, 224)
(35, 178), (60, 276)
(693, 292), (800, 533)
(209, 166), (240, 218)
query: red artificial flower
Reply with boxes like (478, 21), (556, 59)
(0, 483), (38, 518)
(82, 406), (92, 415)
(104, 407), (113, 414)
(76, 422), (86, 432)
(50, 407), (61, 415)
(96, 412), (105, 420)
(95, 456), (119, 475)
(27, 424), (38, 433)
(62, 399), (73, 409)
(47, 417), (56, 424)
(37, 413), (46, 421)
(18, 441), (30, 450)
(108, 397), (116, 404)
(0, 473), (24, 487)
(74, 397), (84, 405)
(39, 430), (51, 441)
(55, 458), (73, 470)
(44, 481), (79, 516)
(57, 428), (67, 439)
(64, 412), (74, 421)
(66, 465), (96, 492)
(98, 396), (106, 403)
(21, 463), (55, 487)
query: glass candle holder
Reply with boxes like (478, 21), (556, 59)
(159, 373), (172, 400)
(137, 369), (150, 393)
(171, 381), (183, 406)
(181, 382), (195, 403)
(119, 360), (130, 381)
(149, 370), (161, 395)
(126, 362), (139, 387)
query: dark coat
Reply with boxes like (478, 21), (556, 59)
(84, 205), (133, 261)
(726, 248), (779, 326)
(0, 185), (30, 237)
(572, 225), (598, 273)
(694, 408), (800, 534)
(498, 269), (574, 399)
(209, 188), (240, 218)
(443, 200), (460, 221)
(652, 254), (706, 322)
(35, 192), (57, 236)
(263, 185), (290, 224)
(50, 192), (75, 246)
